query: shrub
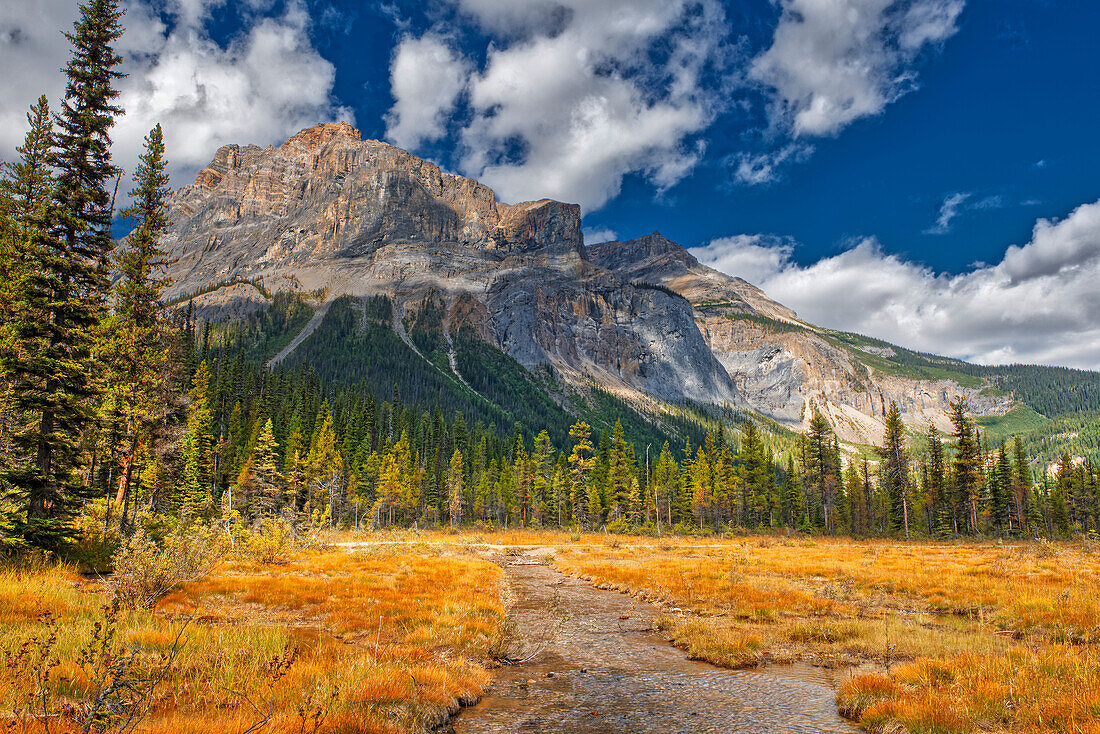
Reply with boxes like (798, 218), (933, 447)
(245, 518), (296, 565)
(108, 527), (221, 610)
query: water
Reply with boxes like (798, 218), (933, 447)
(450, 555), (861, 734)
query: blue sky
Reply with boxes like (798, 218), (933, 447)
(3, 0), (1100, 368)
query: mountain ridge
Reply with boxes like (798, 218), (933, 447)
(163, 122), (1094, 446)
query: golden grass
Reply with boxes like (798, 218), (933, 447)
(839, 646), (1100, 733)
(1, 546), (504, 734)
(552, 535), (1100, 733)
(11, 530), (1090, 733)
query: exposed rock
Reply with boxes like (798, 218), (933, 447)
(588, 233), (798, 322)
(184, 283), (269, 322)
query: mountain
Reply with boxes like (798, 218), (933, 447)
(165, 122), (736, 412)
(163, 123), (1099, 450)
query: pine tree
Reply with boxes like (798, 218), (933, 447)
(178, 362), (215, 519)
(567, 421), (595, 526)
(497, 460), (517, 527)
(783, 455), (804, 529)
(0, 98), (62, 548)
(305, 407), (342, 525)
(691, 444), (711, 529)
(375, 450), (402, 527)
(990, 442), (1012, 535)
(924, 425), (948, 537)
(878, 402), (910, 538)
(806, 407), (838, 532)
(54, 0), (125, 304)
(653, 442), (678, 531)
(232, 418), (282, 521)
(1013, 436), (1033, 533)
(712, 442), (735, 527)
(740, 423), (768, 527)
(447, 448), (464, 527)
(530, 430), (554, 526)
(949, 399), (982, 534)
(0, 98), (94, 549)
(607, 420), (633, 521)
(42, 0), (126, 538)
(103, 124), (172, 526)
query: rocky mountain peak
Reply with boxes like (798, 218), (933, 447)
(281, 121), (361, 151)
(165, 124), (590, 292)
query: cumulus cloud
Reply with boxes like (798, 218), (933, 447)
(690, 234), (795, 286)
(0, 0), (349, 190)
(385, 34), (469, 150)
(581, 227), (618, 245)
(691, 199), (1100, 369)
(384, 0), (731, 211)
(751, 0), (964, 138)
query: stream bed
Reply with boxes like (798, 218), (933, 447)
(450, 552), (861, 734)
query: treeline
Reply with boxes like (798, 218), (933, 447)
(276, 293), (706, 452)
(977, 365), (1100, 418)
(162, 343), (1099, 538)
(1018, 411), (1100, 467)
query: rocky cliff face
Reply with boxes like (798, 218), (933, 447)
(589, 234), (1011, 443)
(164, 123), (738, 407)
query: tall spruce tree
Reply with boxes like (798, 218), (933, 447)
(924, 425), (948, 537)
(447, 448), (464, 527)
(0, 97), (99, 549)
(54, 0), (125, 300)
(949, 399), (982, 535)
(0, 98), (69, 548)
(991, 442), (1013, 534)
(878, 402), (910, 538)
(178, 362), (215, 519)
(104, 124), (172, 526)
(567, 421), (594, 526)
(806, 407), (838, 532)
(2, 1), (125, 550)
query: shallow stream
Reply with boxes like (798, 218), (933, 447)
(450, 552), (861, 734)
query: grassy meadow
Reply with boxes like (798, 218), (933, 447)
(3, 530), (1099, 733)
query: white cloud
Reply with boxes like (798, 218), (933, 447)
(925, 191), (1006, 234)
(751, 0), (964, 138)
(0, 0), (348, 191)
(690, 234), (795, 286)
(384, 34), (469, 150)
(385, 0), (731, 211)
(691, 198), (1100, 369)
(1002, 200), (1100, 283)
(732, 142), (814, 185)
(925, 191), (970, 234)
(582, 227), (617, 245)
